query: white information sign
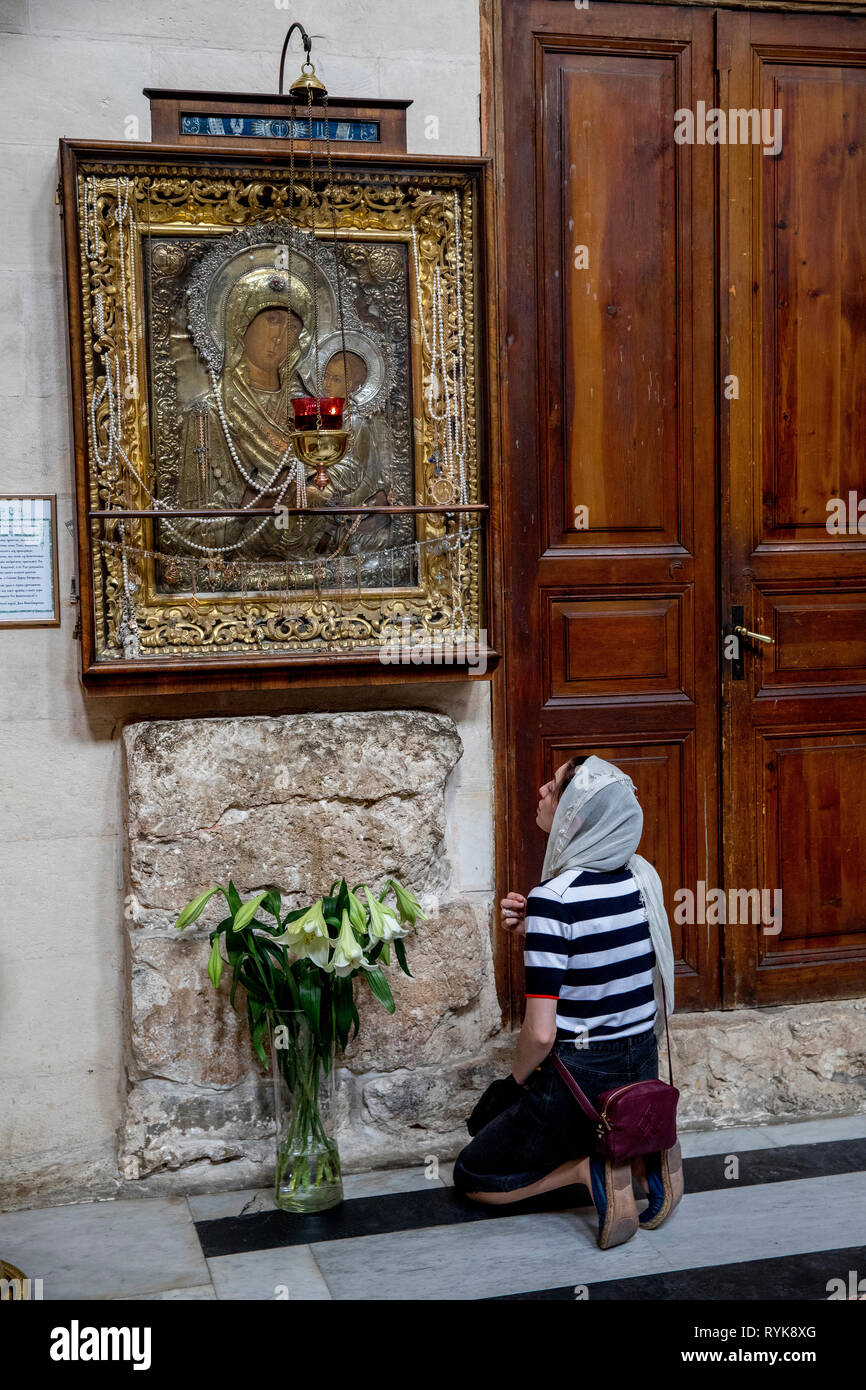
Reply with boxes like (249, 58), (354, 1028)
(0, 496), (59, 626)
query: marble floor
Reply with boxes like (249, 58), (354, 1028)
(3, 1113), (866, 1300)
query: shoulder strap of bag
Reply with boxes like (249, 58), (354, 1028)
(550, 979), (675, 1121)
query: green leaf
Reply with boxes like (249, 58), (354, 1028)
(333, 977), (354, 1050)
(299, 968), (322, 1034)
(250, 1014), (270, 1067)
(174, 885), (224, 931)
(233, 891), (269, 931)
(281, 905), (310, 928)
(261, 888), (282, 921)
(207, 936), (223, 990)
(364, 967), (396, 1013)
(394, 937), (413, 978)
(227, 880), (242, 914)
(378, 940), (391, 967)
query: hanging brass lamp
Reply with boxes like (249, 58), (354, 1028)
(279, 22), (353, 491)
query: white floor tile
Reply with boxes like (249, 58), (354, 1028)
(760, 1113), (866, 1149)
(207, 1245), (332, 1300)
(678, 1112), (866, 1157)
(679, 1126), (780, 1158)
(311, 1207), (669, 1300)
(309, 1170), (866, 1300)
(648, 1171), (866, 1276)
(186, 1188), (276, 1222)
(0, 1196), (210, 1300)
(113, 1284), (216, 1300)
(341, 1165), (446, 1199)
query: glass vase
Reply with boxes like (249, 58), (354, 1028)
(269, 1007), (343, 1213)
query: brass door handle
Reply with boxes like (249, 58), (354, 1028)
(734, 625), (775, 645)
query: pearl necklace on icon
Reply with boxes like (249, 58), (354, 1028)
(411, 190), (471, 638)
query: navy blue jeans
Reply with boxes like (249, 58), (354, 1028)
(452, 1026), (659, 1194)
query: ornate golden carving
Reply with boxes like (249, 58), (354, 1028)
(77, 161), (482, 662)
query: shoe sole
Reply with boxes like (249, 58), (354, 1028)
(639, 1142), (684, 1230)
(598, 1160), (639, 1249)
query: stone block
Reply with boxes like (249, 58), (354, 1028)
(28, 0), (478, 59)
(0, 716), (119, 844)
(0, 272), (24, 395)
(378, 56), (480, 157)
(128, 790), (453, 918)
(671, 1000), (866, 1126)
(0, 1), (28, 33)
(124, 711), (463, 838)
(118, 1078), (274, 1184)
(342, 898), (501, 1070)
(0, 147), (62, 273)
(129, 935), (260, 1087)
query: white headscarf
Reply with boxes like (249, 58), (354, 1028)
(540, 755), (675, 1052)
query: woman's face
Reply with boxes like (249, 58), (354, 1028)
(536, 760), (572, 834)
(243, 308), (303, 372)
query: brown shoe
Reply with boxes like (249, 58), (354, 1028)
(632, 1143), (684, 1229)
(589, 1155), (639, 1249)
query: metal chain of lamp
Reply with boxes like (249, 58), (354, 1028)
(279, 23), (353, 492)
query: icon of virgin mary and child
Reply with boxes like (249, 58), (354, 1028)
(175, 260), (392, 561)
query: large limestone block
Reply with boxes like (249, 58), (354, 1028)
(672, 999), (866, 1124)
(128, 792), (451, 916)
(120, 710), (485, 1184)
(124, 712), (463, 922)
(125, 712), (463, 837)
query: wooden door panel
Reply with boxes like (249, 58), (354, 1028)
(721, 9), (866, 1006)
(494, 1), (719, 1023)
(542, 590), (690, 704)
(541, 51), (681, 547)
(761, 733), (866, 998)
(756, 588), (866, 691)
(760, 65), (866, 540)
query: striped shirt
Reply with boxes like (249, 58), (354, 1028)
(524, 866), (657, 1042)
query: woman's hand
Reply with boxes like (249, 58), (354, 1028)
(500, 892), (527, 934)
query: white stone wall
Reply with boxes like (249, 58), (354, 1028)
(0, 0), (486, 1207)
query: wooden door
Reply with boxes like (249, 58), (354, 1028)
(720, 7), (866, 1006)
(488, 0), (720, 1021)
(487, 0), (866, 1023)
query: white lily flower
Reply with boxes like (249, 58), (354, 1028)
(279, 898), (333, 968)
(364, 887), (408, 941)
(328, 908), (375, 977)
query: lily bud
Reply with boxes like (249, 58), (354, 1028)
(389, 880), (428, 928)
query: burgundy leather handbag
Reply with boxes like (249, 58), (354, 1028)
(551, 981), (679, 1161)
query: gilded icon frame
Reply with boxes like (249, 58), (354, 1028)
(59, 140), (493, 692)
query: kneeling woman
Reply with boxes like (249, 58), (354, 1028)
(452, 754), (683, 1249)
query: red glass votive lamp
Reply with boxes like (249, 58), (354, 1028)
(292, 396), (345, 431)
